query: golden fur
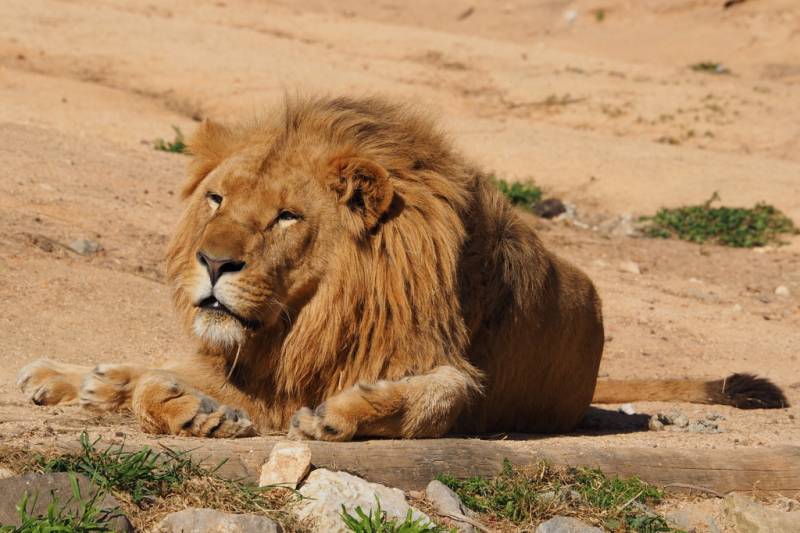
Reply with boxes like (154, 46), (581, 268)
(17, 95), (787, 440)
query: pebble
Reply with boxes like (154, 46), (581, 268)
(775, 285), (791, 297)
(0, 467), (15, 479)
(532, 198), (566, 219)
(425, 480), (477, 533)
(648, 416), (664, 431)
(258, 441), (312, 489)
(68, 238), (103, 255)
(619, 260), (641, 275)
(618, 403), (636, 415)
(295, 469), (431, 533)
(536, 516), (603, 533)
(156, 508), (281, 533)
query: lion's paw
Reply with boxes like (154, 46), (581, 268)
(17, 358), (84, 406)
(132, 373), (257, 438)
(288, 404), (356, 442)
(79, 364), (141, 411)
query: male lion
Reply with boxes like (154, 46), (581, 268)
(17, 96), (787, 440)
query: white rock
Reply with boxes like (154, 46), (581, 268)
(724, 493), (800, 533)
(775, 285), (791, 297)
(68, 238), (103, 255)
(0, 467), (15, 479)
(619, 260), (641, 275)
(536, 516), (603, 533)
(259, 441), (311, 489)
(618, 403), (636, 415)
(156, 508), (281, 533)
(426, 480), (476, 533)
(295, 469), (432, 533)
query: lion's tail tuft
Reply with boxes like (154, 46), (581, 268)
(592, 373), (788, 409)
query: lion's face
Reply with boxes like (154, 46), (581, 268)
(168, 129), (394, 351)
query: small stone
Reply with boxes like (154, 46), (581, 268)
(295, 469), (431, 533)
(619, 260), (641, 275)
(725, 493), (800, 533)
(533, 198), (566, 219)
(259, 441), (311, 489)
(775, 285), (791, 297)
(648, 416), (664, 431)
(732, 304), (743, 312)
(536, 516), (603, 533)
(776, 497), (800, 512)
(0, 467), (15, 479)
(618, 403), (636, 415)
(0, 473), (131, 532)
(68, 238), (103, 255)
(706, 412), (725, 421)
(156, 508), (281, 533)
(426, 480), (476, 533)
(687, 421), (721, 434)
(673, 414), (689, 428)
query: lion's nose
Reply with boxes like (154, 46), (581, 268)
(196, 251), (245, 286)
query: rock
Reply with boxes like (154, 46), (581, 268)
(295, 469), (432, 533)
(776, 497), (800, 512)
(533, 198), (566, 219)
(536, 516), (603, 533)
(687, 420), (721, 434)
(724, 493), (800, 533)
(156, 508), (282, 533)
(672, 414), (689, 428)
(665, 501), (723, 533)
(426, 480), (476, 533)
(732, 304), (743, 312)
(619, 260), (641, 275)
(648, 416), (664, 431)
(0, 467), (15, 479)
(68, 238), (103, 255)
(259, 441), (312, 489)
(618, 403), (636, 415)
(775, 285), (791, 297)
(0, 473), (131, 532)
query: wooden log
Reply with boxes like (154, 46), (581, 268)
(43, 434), (800, 495)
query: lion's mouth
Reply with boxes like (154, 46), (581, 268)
(198, 296), (262, 330)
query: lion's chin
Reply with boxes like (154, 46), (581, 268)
(193, 312), (247, 349)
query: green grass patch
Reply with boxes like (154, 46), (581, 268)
(341, 498), (447, 533)
(153, 126), (187, 154)
(642, 193), (797, 247)
(437, 459), (678, 532)
(690, 62), (730, 75)
(17, 432), (299, 531)
(493, 176), (543, 211)
(0, 472), (118, 533)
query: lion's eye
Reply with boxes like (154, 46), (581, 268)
(206, 192), (222, 211)
(277, 210), (300, 228)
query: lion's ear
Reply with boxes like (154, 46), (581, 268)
(329, 157), (394, 233)
(182, 119), (236, 199)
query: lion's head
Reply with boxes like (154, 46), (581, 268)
(166, 96), (471, 396)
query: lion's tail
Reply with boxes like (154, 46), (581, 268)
(592, 373), (788, 409)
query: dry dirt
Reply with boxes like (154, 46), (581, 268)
(1, 0), (799, 487)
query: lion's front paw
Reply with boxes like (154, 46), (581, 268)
(287, 404), (356, 442)
(17, 358), (85, 406)
(132, 372), (257, 438)
(79, 364), (143, 411)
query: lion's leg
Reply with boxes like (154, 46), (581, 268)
(130, 370), (257, 438)
(288, 365), (479, 441)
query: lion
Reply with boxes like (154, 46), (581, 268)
(16, 95), (787, 440)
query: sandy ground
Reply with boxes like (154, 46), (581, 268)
(1, 0), (799, 472)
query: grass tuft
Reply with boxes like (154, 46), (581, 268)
(341, 498), (447, 533)
(0, 472), (119, 533)
(437, 459), (678, 532)
(21, 432), (301, 531)
(642, 193), (797, 247)
(493, 176), (543, 211)
(690, 62), (730, 75)
(153, 126), (187, 154)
